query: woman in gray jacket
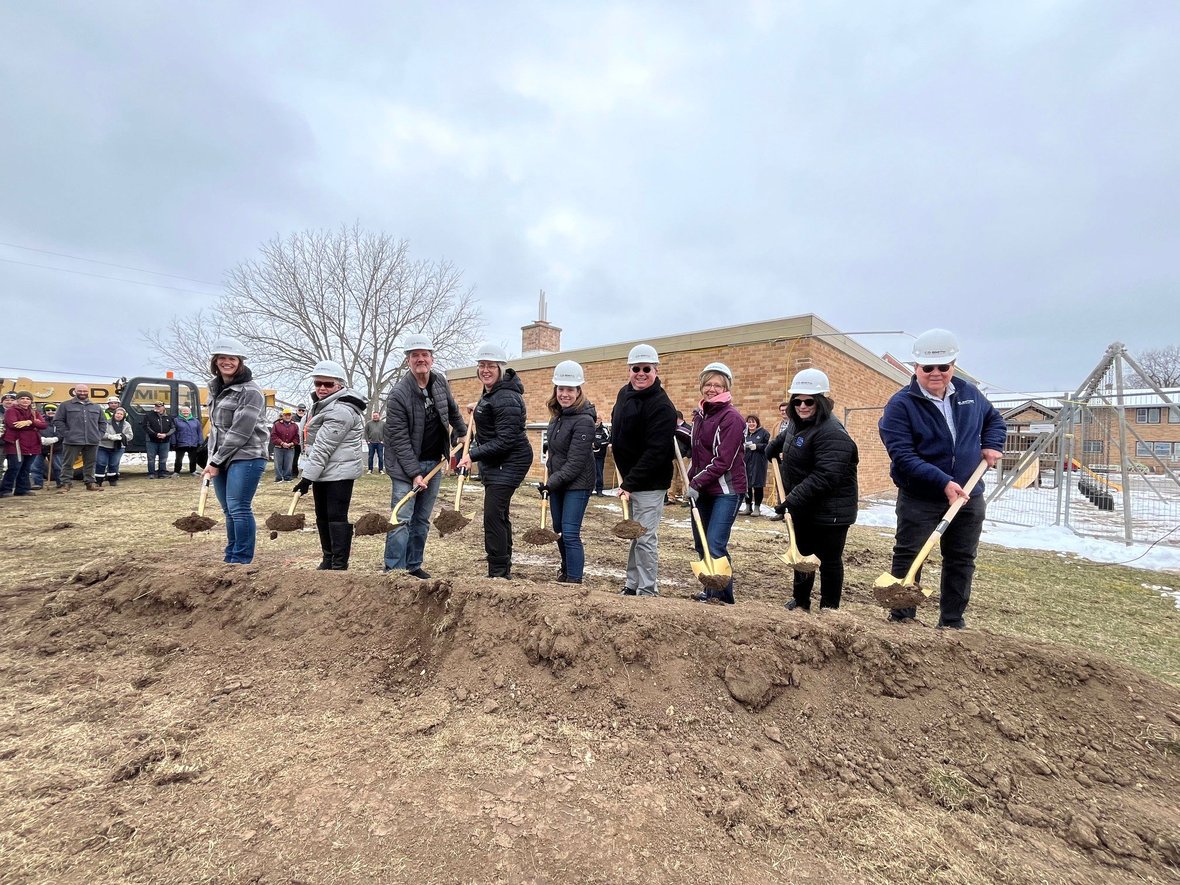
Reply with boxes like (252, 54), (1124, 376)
(293, 359), (366, 570)
(95, 406), (134, 486)
(204, 337), (269, 564)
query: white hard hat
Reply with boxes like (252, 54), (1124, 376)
(699, 361), (732, 382)
(912, 329), (960, 364)
(627, 343), (660, 365)
(310, 358), (347, 382)
(475, 342), (508, 364)
(789, 368), (830, 395)
(552, 360), (585, 386)
(403, 333), (434, 353)
(210, 336), (249, 360)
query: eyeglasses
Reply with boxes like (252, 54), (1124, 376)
(792, 398), (816, 407)
(313, 380), (339, 389)
(630, 365), (654, 374)
(918, 364), (953, 373)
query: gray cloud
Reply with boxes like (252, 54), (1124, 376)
(2, 1), (1178, 394)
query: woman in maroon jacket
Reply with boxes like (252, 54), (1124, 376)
(685, 363), (747, 604)
(1, 391), (47, 498)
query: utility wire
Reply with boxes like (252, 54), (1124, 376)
(0, 240), (221, 285)
(0, 257), (220, 296)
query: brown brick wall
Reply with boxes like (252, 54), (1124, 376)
(450, 336), (907, 495)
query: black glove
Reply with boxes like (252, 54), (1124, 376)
(293, 477), (312, 496)
(535, 482), (549, 497)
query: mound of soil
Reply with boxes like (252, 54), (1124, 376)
(264, 512), (305, 532)
(434, 508), (471, 537)
(522, 527), (561, 546)
(612, 519), (646, 539)
(353, 512), (394, 536)
(172, 514), (216, 534)
(4, 554), (1179, 883)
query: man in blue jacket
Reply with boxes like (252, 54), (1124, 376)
(878, 329), (1006, 629)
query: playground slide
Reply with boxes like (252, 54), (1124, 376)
(1013, 461), (1040, 489)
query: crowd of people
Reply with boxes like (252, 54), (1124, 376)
(2, 326), (1004, 628)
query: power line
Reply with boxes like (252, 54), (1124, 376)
(0, 257), (221, 296)
(0, 240), (221, 285)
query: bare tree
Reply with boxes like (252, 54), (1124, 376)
(1128, 345), (1180, 388)
(141, 308), (224, 380)
(143, 225), (483, 402)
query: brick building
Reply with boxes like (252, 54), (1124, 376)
(448, 313), (911, 495)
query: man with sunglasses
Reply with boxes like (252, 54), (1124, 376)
(610, 343), (677, 597)
(878, 328), (1005, 629)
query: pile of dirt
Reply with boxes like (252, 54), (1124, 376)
(171, 514), (215, 534)
(433, 507), (470, 536)
(353, 511), (394, 536)
(3, 554), (1179, 883)
(522, 527), (561, 545)
(264, 512), (305, 532)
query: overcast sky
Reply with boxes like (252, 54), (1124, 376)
(2, 1), (1178, 397)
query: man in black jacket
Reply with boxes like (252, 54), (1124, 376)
(610, 343), (676, 598)
(144, 401), (176, 479)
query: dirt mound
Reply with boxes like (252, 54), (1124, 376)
(4, 554), (1179, 883)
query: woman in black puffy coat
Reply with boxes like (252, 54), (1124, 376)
(742, 416), (770, 515)
(782, 369), (859, 611)
(458, 343), (534, 579)
(541, 360), (596, 584)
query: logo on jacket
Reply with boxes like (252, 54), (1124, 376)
(957, 400), (975, 406)
(794, 436), (805, 447)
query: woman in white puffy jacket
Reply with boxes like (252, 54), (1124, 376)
(293, 360), (366, 570)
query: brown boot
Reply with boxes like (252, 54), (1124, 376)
(85, 482), (104, 492)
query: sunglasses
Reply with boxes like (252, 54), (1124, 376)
(313, 380), (339, 389)
(792, 398), (816, 407)
(919, 364), (953, 373)
(630, 365), (654, 374)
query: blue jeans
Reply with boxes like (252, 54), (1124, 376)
(368, 442), (385, 472)
(593, 453), (606, 494)
(549, 489), (591, 580)
(1, 453), (33, 496)
(692, 493), (741, 603)
(273, 447), (294, 481)
(383, 459), (442, 571)
(29, 449), (62, 486)
(95, 446), (125, 481)
(146, 440), (171, 476)
(212, 458), (267, 564)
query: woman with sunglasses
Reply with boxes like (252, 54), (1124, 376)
(204, 338), (269, 564)
(293, 359), (367, 570)
(685, 361), (746, 605)
(457, 343), (533, 579)
(781, 369), (859, 612)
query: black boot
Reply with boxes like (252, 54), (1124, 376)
(316, 520), (332, 569)
(108, 474), (118, 487)
(329, 522), (353, 570)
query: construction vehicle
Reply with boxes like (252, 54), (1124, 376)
(1, 372), (278, 455)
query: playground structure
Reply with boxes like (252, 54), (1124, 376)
(986, 342), (1180, 546)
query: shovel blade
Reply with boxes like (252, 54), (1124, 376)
(690, 560), (705, 577)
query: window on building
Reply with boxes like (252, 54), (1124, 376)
(1136, 407), (1161, 424)
(1155, 442), (1172, 459)
(1170, 406), (1180, 424)
(1136, 442), (1152, 457)
(1082, 440), (1104, 454)
(1173, 442), (1180, 460)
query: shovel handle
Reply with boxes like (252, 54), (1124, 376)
(453, 418), (475, 509)
(620, 494), (630, 522)
(197, 476), (211, 517)
(674, 454), (716, 573)
(902, 459), (990, 586)
(287, 490), (303, 516)
(770, 455), (787, 506)
(540, 462), (549, 530)
(392, 456), (450, 522)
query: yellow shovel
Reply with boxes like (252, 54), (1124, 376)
(390, 455), (452, 526)
(769, 459), (820, 572)
(873, 459), (990, 600)
(673, 454), (732, 585)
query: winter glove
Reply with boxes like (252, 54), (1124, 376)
(534, 482), (549, 497)
(744, 441), (756, 450)
(106, 432), (121, 441)
(41, 436), (58, 446)
(686, 487), (700, 503)
(293, 477), (312, 496)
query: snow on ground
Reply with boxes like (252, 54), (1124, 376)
(858, 502), (1180, 605)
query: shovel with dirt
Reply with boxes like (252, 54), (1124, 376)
(872, 459), (990, 609)
(523, 465), (560, 546)
(768, 460), (821, 573)
(173, 476), (217, 535)
(673, 454), (732, 592)
(435, 421), (475, 537)
(266, 489), (307, 534)
(354, 455), (453, 537)
(611, 494), (646, 539)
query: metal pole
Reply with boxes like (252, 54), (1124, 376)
(1063, 405), (1077, 528)
(1112, 351), (1135, 545)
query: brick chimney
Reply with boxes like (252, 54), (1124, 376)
(521, 290), (561, 356)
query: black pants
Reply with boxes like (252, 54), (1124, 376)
(313, 479), (354, 556)
(746, 487), (764, 510)
(791, 520), (850, 609)
(483, 483), (516, 575)
(292, 445), (302, 475)
(890, 491), (986, 627)
(173, 446), (199, 474)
